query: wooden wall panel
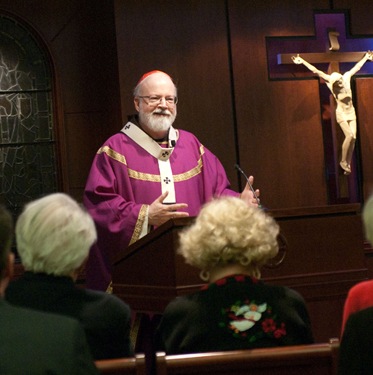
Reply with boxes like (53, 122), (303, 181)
(228, 0), (330, 209)
(333, 2), (373, 205)
(65, 113), (114, 199)
(263, 205), (366, 342)
(356, 78), (373, 200)
(335, 1), (373, 34)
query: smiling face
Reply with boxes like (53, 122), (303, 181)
(134, 72), (177, 139)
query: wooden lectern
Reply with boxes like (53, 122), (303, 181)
(112, 204), (366, 343)
(112, 217), (197, 353)
(112, 216), (198, 314)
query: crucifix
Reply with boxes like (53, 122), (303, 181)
(286, 45), (372, 176)
(266, 12), (373, 204)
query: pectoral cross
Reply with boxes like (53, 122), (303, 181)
(266, 12), (373, 204)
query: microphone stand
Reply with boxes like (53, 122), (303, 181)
(234, 164), (262, 208)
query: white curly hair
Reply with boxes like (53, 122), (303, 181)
(178, 196), (280, 279)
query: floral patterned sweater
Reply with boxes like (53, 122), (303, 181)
(155, 274), (314, 354)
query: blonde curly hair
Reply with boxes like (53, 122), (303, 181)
(178, 196), (279, 279)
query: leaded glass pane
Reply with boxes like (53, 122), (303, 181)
(0, 15), (57, 220)
(0, 144), (57, 215)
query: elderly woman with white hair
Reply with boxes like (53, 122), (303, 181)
(292, 51), (373, 175)
(5, 193), (132, 360)
(155, 196), (313, 354)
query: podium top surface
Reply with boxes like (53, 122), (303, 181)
(112, 203), (361, 266)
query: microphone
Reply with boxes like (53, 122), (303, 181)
(234, 164), (262, 208)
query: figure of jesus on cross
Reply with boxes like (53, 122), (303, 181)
(292, 51), (373, 175)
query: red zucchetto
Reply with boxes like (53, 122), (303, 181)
(136, 70), (173, 85)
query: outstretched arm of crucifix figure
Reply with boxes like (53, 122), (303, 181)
(291, 54), (331, 81)
(347, 51), (373, 77)
(292, 52), (373, 82)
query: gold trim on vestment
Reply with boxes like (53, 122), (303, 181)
(173, 157), (203, 182)
(97, 146), (127, 165)
(98, 144), (206, 183)
(105, 281), (113, 294)
(129, 204), (148, 245)
(128, 169), (161, 182)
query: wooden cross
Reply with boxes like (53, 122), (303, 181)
(266, 12), (373, 204)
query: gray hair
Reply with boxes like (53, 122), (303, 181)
(15, 193), (97, 277)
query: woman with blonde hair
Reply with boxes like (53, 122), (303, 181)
(155, 196), (313, 354)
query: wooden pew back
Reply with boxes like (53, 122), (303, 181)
(155, 339), (339, 375)
(95, 353), (146, 375)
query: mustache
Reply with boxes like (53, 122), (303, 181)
(152, 109), (171, 116)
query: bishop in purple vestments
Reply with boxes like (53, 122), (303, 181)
(83, 70), (260, 291)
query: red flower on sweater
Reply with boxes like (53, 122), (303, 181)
(262, 318), (277, 333)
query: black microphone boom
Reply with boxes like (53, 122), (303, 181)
(234, 164), (262, 208)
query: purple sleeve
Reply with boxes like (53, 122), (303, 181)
(84, 151), (143, 248)
(201, 146), (240, 200)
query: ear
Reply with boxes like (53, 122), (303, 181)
(71, 256), (88, 282)
(0, 252), (14, 296)
(134, 97), (140, 112)
(5, 252), (14, 281)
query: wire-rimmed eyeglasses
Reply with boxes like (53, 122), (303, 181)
(137, 95), (178, 106)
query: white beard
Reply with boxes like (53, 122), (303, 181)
(139, 108), (176, 135)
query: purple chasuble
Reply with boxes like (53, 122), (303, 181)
(83, 125), (238, 290)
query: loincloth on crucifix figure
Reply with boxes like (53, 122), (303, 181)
(292, 51), (373, 175)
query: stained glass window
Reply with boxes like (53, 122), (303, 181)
(0, 15), (57, 222)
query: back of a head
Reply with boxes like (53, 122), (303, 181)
(0, 205), (13, 277)
(363, 194), (373, 245)
(15, 193), (97, 277)
(178, 196), (280, 278)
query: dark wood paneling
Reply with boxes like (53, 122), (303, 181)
(228, 0), (330, 209)
(335, 1), (373, 34)
(264, 204), (367, 342)
(65, 112), (115, 201)
(356, 78), (373, 200)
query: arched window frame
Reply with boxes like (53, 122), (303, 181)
(0, 11), (66, 239)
